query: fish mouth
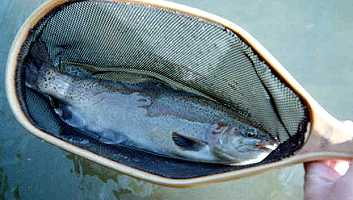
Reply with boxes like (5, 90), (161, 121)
(256, 141), (278, 151)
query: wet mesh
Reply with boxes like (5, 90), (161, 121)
(15, 0), (309, 178)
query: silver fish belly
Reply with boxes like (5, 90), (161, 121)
(25, 64), (278, 165)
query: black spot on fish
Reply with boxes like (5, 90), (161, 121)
(172, 132), (207, 151)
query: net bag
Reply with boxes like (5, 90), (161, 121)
(13, 0), (309, 179)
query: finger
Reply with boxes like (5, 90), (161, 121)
(322, 160), (350, 175)
(304, 161), (341, 182)
(329, 162), (353, 199)
(304, 162), (341, 200)
(324, 160), (338, 169)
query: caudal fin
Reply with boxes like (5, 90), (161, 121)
(25, 41), (52, 89)
(28, 41), (52, 67)
(25, 62), (39, 89)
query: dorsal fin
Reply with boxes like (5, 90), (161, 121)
(172, 132), (207, 151)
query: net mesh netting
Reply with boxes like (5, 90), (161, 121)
(15, 0), (309, 178)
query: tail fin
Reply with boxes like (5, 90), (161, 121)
(25, 62), (39, 89)
(28, 41), (51, 67)
(25, 41), (51, 89)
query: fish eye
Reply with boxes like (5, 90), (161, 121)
(246, 130), (257, 137)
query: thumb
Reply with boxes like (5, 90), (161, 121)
(327, 163), (353, 200)
(304, 161), (341, 182)
(304, 162), (341, 200)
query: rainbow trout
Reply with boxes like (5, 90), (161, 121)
(25, 44), (278, 166)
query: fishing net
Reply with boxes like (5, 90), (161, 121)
(15, 0), (309, 178)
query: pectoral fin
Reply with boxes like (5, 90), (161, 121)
(172, 132), (207, 151)
(99, 131), (128, 145)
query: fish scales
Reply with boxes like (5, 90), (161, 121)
(24, 43), (278, 165)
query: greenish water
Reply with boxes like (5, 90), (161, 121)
(0, 0), (352, 199)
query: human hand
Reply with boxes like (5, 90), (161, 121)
(304, 121), (353, 200)
(304, 160), (352, 200)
